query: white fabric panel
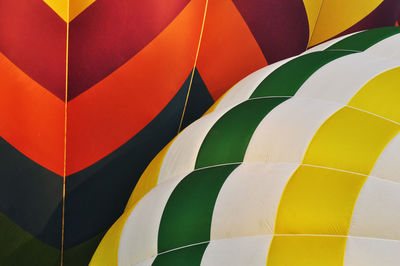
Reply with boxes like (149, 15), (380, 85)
(304, 32), (361, 53)
(244, 97), (341, 163)
(210, 162), (297, 240)
(158, 109), (227, 184)
(370, 133), (400, 183)
(200, 235), (271, 266)
(365, 33), (400, 62)
(118, 177), (182, 266)
(295, 53), (400, 104)
(344, 237), (400, 266)
(349, 177), (400, 241)
(213, 57), (295, 112)
(132, 257), (155, 266)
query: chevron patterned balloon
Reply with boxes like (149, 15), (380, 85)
(92, 27), (400, 265)
(0, 0), (399, 265)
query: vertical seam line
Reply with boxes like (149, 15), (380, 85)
(61, 1), (69, 265)
(177, 0), (209, 133)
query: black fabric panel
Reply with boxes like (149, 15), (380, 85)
(63, 69), (198, 248)
(0, 137), (62, 248)
(180, 68), (214, 131)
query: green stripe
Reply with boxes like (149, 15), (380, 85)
(158, 164), (239, 253)
(326, 26), (400, 52)
(152, 243), (208, 266)
(195, 98), (287, 169)
(250, 50), (355, 99)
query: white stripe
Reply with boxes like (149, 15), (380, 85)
(349, 177), (400, 241)
(200, 235), (271, 266)
(304, 31), (363, 53)
(344, 236), (400, 266)
(295, 52), (400, 104)
(244, 97), (341, 163)
(158, 108), (227, 184)
(210, 162), (297, 240)
(364, 33), (400, 62)
(370, 132), (400, 183)
(118, 177), (183, 266)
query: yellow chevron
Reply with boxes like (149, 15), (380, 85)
(43, 0), (96, 22)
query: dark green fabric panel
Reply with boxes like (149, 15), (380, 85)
(152, 243), (208, 266)
(326, 26), (400, 52)
(250, 50), (356, 99)
(195, 98), (287, 169)
(158, 164), (239, 253)
(0, 212), (60, 266)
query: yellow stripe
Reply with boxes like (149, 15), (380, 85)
(124, 139), (174, 212)
(274, 165), (366, 235)
(266, 235), (346, 266)
(303, 107), (400, 175)
(309, 0), (383, 46)
(43, 0), (95, 22)
(349, 67), (400, 123)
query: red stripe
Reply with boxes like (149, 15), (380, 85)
(66, 0), (206, 175)
(67, 0), (190, 100)
(0, 0), (66, 100)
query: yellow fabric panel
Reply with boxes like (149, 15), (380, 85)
(349, 67), (400, 123)
(266, 235), (346, 266)
(90, 204), (137, 266)
(274, 165), (366, 235)
(303, 107), (400, 175)
(309, 0), (383, 47)
(43, 0), (95, 22)
(124, 139), (174, 212)
(302, 0), (323, 43)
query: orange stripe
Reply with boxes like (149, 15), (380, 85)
(196, 0), (267, 100)
(66, 0), (206, 175)
(0, 53), (64, 175)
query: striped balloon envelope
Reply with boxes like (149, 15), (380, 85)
(92, 27), (400, 265)
(1, 0), (399, 265)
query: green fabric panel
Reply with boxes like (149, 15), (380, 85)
(326, 26), (400, 52)
(195, 98), (287, 169)
(158, 164), (239, 253)
(63, 231), (105, 266)
(250, 50), (355, 99)
(152, 243), (208, 266)
(0, 212), (60, 266)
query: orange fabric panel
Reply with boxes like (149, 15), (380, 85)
(196, 0), (267, 100)
(0, 53), (64, 175)
(66, 0), (206, 175)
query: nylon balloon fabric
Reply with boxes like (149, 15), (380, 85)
(0, 0), (400, 265)
(93, 27), (400, 265)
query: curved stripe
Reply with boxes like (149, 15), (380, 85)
(250, 50), (356, 99)
(67, 0), (205, 175)
(157, 164), (238, 253)
(267, 235), (346, 266)
(309, 0), (384, 46)
(348, 67), (400, 123)
(67, 0), (191, 98)
(64, 68), (212, 248)
(326, 26), (400, 51)
(0, 53), (65, 175)
(0, 0), (66, 99)
(195, 97), (287, 169)
(153, 243), (208, 266)
(302, 107), (400, 175)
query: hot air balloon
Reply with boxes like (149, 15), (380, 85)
(92, 27), (400, 265)
(1, 0), (399, 264)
